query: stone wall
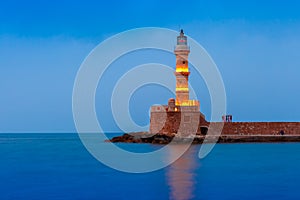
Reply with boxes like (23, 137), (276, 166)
(150, 104), (300, 135)
(150, 111), (201, 135)
(149, 105), (206, 135)
(218, 122), (300, 135)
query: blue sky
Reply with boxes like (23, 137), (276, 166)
(1, 0), (300, 132)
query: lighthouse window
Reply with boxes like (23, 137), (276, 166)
(182, 61), (186, 64)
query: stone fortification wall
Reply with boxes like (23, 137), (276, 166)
(150, 106), (300, 135)
(218, 122), (300, 135)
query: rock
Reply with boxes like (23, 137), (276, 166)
(107, 133), (300, 144)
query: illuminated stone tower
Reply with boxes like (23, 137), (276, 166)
(174, 29), (190, 105)
(149, 29), (204, 135)
(174, 29), (199, 108)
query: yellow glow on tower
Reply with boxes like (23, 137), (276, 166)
(175, 66), (189, 72)
(174, 29), (200, 110)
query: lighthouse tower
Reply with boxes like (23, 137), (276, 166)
(149, 29), (203, 135)
(174, 29), (190, 106)
(174, 29), (199, 109)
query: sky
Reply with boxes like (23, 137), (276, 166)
(1, 0), (300, 133)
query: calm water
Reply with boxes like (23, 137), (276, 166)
(1, 133), (300, 200)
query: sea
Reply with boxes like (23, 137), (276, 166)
(1, 133), (300, 200)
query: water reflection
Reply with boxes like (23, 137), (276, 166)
(166, 145), (198, 200)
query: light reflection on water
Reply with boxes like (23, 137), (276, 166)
(166, 145), (198, 200)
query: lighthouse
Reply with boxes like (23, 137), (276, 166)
(149, 29), (204, 135)
(174, 29), (190, 105)
(174, 30), (199, 109)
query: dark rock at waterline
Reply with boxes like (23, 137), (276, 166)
(107, 132), (300, 144)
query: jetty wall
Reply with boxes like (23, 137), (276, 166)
(150, 107), (300, 135)
(218, 122), (300, 135)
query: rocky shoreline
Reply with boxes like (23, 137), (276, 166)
(108, 132), (300, 144)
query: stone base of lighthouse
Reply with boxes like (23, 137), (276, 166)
(149, 99), (208, 136)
